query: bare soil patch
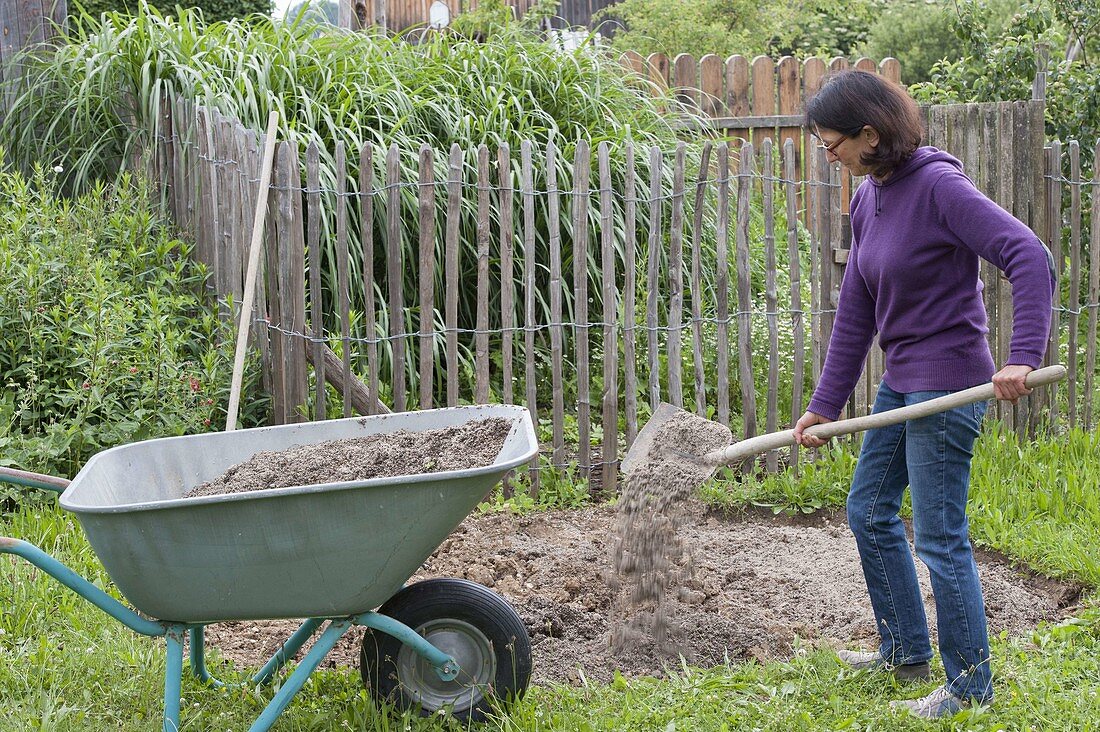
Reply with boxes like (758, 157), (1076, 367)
(185, 418), (512, 497)
(204, 502), (1082, 684)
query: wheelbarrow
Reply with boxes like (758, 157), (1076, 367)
(0, 404), (538, 731)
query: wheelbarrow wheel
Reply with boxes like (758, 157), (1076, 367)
(360, 577), (532, 722)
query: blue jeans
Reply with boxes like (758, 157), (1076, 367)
(847, 382), (992, 702)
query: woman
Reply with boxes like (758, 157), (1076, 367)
(793, 70), (1054, 719)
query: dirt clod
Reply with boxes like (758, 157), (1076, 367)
(185, 417), (512, 497)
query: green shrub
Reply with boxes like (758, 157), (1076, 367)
(857, 1), (966, 83)
(600, 0), (783, 59)
(72, 0), (272, 24)
(775, 0), (884, 59)
(0, 164), (266, 486)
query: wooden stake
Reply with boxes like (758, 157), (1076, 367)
(226, 111), (279, 432)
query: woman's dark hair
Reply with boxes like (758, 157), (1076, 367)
(805, 70), (924, 177)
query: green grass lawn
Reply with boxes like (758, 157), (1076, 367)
(2, 426), (1098, 731)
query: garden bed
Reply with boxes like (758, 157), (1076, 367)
(204, 502), (1082, 684)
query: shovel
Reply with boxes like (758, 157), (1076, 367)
(621, 364), (1067, 477)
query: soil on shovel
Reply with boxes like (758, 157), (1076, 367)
(184, 417), (512, 497)
(204, 503), (1083, 685)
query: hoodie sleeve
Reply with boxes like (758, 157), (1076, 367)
(931, 171), (1055, 369)
(807, 234), (878, 421)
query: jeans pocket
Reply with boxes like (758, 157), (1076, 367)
(972, 399), (989, 424)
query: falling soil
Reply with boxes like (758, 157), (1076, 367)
(184, 418), (512, 497)
(609, 410), (732, 654)
(203, 504), (1083, 685)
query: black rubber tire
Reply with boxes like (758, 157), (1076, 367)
(360, 578), (532, 722)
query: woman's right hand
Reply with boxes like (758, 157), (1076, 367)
(793, 411), (834, 448)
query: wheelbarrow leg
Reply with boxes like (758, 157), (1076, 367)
(189, 626), (227, 688)
(248, 619), (352, 732)
(252, 617), (326, 686)
(163, 625), (186, 732)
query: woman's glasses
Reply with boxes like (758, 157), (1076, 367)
(816, 135), (847, 155)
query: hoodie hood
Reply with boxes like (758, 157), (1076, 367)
(867, 146), (962, 216)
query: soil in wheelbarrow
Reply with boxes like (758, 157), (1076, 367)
(204, 504), (1083, 685)
(184, 417), (513, 497)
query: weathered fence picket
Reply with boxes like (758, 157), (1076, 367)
(622, 142), (639, 450)
(520, 140), (540, 497)
(306, 143), (325, 420)
(336, 142), (353, 415)
(417, 143), (435, 411)
(763, 139), (779, 473)
(715, 143), (731, 430)
(1087, 140), (1100, 429)
(445, 143), (462, 408)
(1067, 141), (1082, 429)
(599, 141), (619, 492)
(359, 145), (380, 414)
(385, 144), (405, 413)
(499, 144), (515, 406)
(572, 140), (592, 480)
(547, 140), (565, 466)
(690, 143), (712, 417)
(735, 143), (756, 440)
(668, 144), (685, 409)
(475, 145), (491, 405)
(645, 146), (662, 411)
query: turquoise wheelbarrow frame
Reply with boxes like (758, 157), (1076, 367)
(1, 405), (538, 731)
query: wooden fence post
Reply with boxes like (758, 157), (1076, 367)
(416, 143), (435, 411)
(306, 143), (325, 420)
(572, 140), (592, 479)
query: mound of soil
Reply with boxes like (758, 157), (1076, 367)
(203, 502), (1082, 684)
(185, 418), (512, 497)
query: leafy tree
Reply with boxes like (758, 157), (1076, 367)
(858, 1), (964, 83)
(910, 0), (1100, 159)
(777, 0), (885, 58)
(598, 0), (794, 59)
(599, 0), (914, 63)
(857, 0), (1017, 83)
(72, 0), (272, 24)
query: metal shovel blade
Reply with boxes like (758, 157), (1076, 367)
(621, 402), (724, 475)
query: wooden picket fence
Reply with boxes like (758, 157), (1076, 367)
(146, 94), (1099, 492)
(0, 0), (66, 119)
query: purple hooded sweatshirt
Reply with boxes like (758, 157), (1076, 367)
(807, 146), (1055, 421)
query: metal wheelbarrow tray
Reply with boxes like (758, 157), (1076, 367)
(2, 405), (538, 730)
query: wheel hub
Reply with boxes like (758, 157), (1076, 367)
(395, 618), (496, 712)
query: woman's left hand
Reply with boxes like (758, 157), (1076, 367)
(992, 364), (1034, 404)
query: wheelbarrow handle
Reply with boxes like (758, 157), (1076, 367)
(0, 536), (165, 637)
(0, 466), (70, 493)
(707, 364), (1067, 466)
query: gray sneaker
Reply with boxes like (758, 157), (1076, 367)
(837, 649), (932, 681)
(890, 685), (971, 719)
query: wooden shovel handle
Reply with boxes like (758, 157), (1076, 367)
(706, 364), (1067, 466)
